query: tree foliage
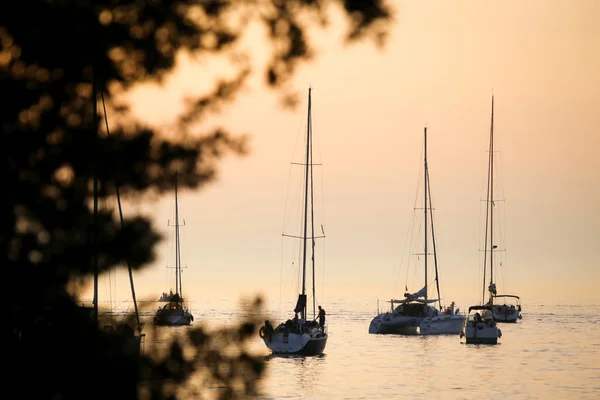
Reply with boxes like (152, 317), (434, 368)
(1, 0), (391, 398)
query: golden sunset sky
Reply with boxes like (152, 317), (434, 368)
(98, 0), (599, 308)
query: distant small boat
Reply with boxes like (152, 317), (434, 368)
(369, 127), (465, 335)
(259, 87), (327, 356)
(460, 305), (502, 344)
(154, 174), (193, 327)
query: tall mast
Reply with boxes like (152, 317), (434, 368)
(427, 169), (442, 308)
(309, 91), (316, 321)
(175, 173), (181, 298)
(91, 30), (99, 322)
(100, 92), (141, 332)
(482, 96), (495, 304)
(300, 87), (312, 320)
(423, 127), (428, 301)
(489, 96), (495, 304)
(92, 52), (99, 323)
(91, 20), (141, 330)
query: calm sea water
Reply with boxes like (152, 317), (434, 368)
(139, 296), (600, 400)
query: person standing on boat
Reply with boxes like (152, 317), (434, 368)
(317, 305), (326, 329)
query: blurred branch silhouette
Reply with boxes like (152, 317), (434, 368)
(2, 0), (392, 399)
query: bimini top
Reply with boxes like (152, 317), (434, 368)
(468, 305), (493, 313)
(493, 294), (520, 300)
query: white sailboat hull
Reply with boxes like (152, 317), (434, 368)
(420, 314), (466, 335)
(262, 330), (327, 355)
(369, 313), (418, 334)
(369, 313), (465, 335)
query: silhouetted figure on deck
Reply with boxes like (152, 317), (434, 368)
(317, 306), (326, 329)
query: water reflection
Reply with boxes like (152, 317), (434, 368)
(262, 353), (327, 398)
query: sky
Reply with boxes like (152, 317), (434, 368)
(91, 0), (600, 311)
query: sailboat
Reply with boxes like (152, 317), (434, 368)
(153, 174), (194, 326)
(481, 96), (522, 323)
(369, 127), (465, 335)
(82, 90), (145, 356)
(259, 87), (328, 355)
